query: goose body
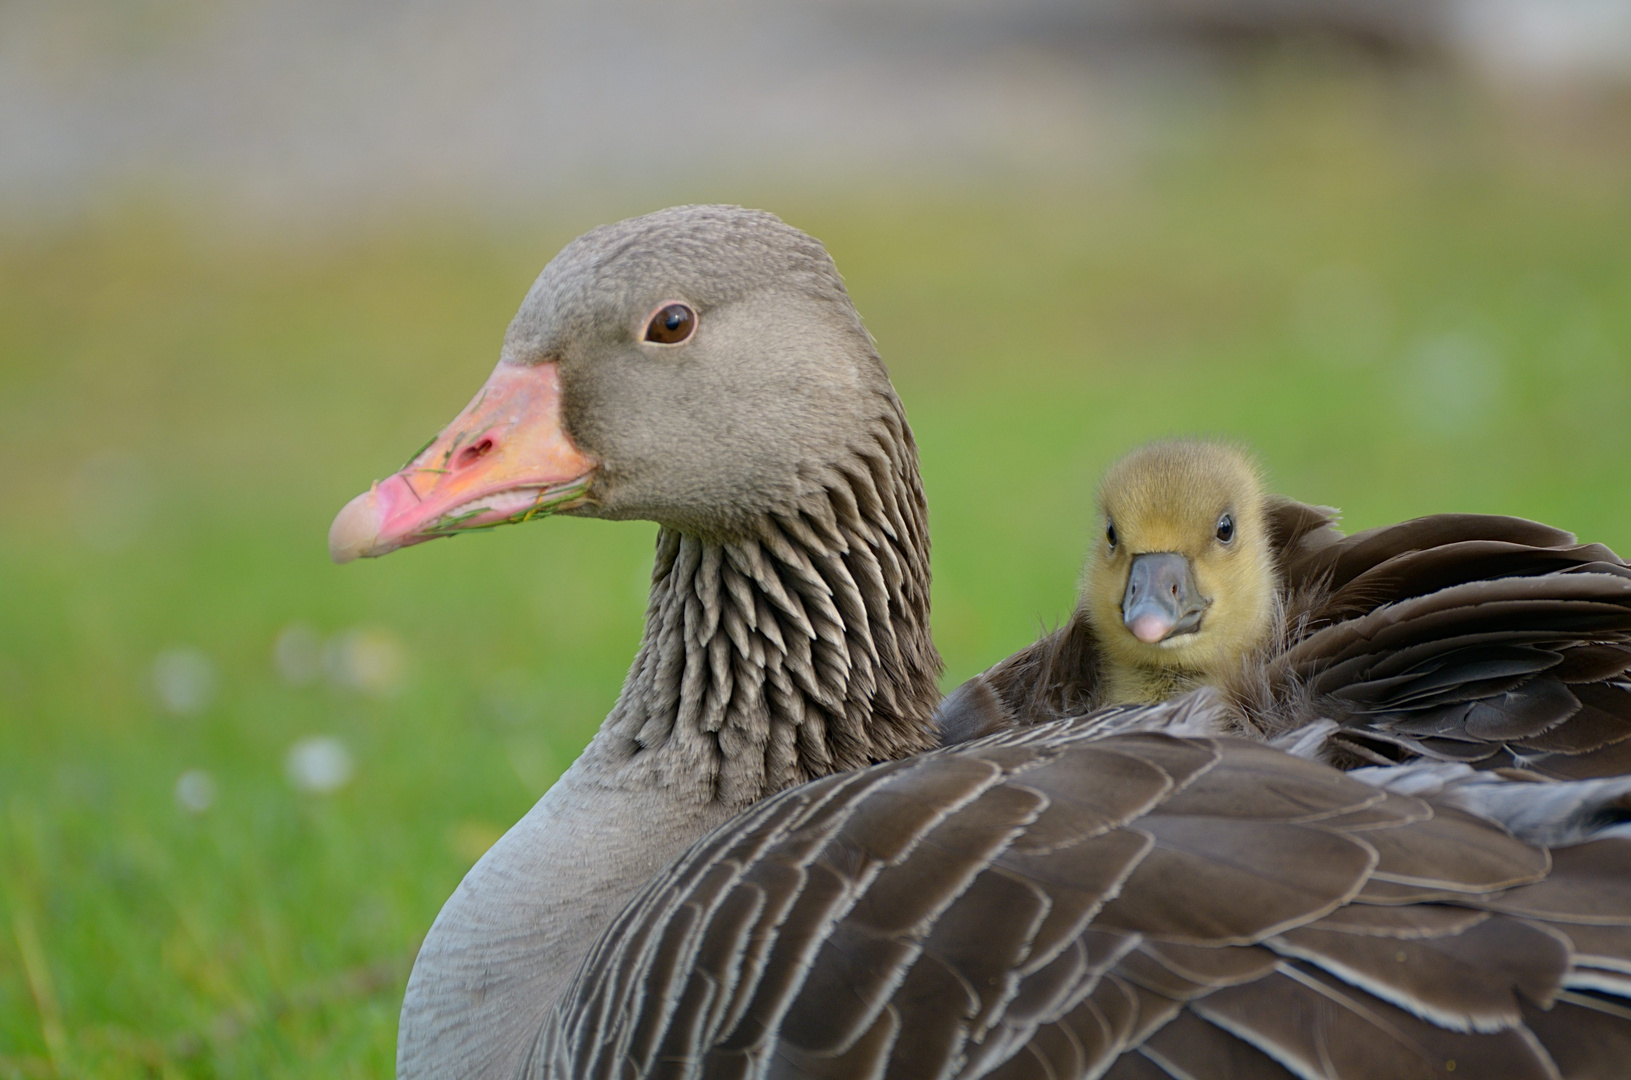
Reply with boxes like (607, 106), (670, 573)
(543, 705), (1631, 1080)
(330, 206), (1631, 1078)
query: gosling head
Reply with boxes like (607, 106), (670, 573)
(1082, 440), (1280, 700)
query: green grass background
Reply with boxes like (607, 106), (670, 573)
(3, 64), (1631, 1076)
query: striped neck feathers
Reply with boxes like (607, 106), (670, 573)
(596, 400), (941, 807)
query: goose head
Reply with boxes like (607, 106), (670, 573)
(1081, 440), (1279, 696)
(329, 204), (896, 561)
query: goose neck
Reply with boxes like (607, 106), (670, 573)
(592, 421), (941, 806)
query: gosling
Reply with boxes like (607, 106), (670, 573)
(1082, 440), (1280, 705)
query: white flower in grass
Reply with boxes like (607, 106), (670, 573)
(174, 769), (216, 813)
(286, 736), (354, 794)
(274, 624), (323, 685)
(324, 628), (405, 697)
(152, 648), (216, 715)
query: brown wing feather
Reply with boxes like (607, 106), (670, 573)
(536, 711), (1631, 1079)
(1265, 572), (1631, 774)
(1243, 515), (1631, 777)
(1301, 514), (1582, 594)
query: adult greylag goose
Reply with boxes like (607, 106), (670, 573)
(331, 205), (942, 1078)
(330, 206), (1631, 1079)
(939, 441), (1631, 782)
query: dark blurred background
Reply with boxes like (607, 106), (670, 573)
(4, 2), (1631, 1075)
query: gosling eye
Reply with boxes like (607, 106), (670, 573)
(1216, 513), (1235, 544)
(1106, 521), (1118, 550)
(644, 302), (697, 345)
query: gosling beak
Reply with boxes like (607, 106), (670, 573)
(328, 361), (596, 564)
(1122, 552), (1209, 644)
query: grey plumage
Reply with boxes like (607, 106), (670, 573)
(538, 700), (1631, 1078)
(1349, 760), (1631, 847)
(332, 206), (1631, 1080)
(385, 206), (941, 1080)
(604, 400), (937, 805)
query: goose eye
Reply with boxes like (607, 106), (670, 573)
(1106, 522), (1117, 550)
(644, 302), (696, 345)
(1216, 513), (1235, 544)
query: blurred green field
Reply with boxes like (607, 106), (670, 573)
(4, 65), (1631, 1077)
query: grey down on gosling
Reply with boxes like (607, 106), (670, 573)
(355, 206), (1631, 1080)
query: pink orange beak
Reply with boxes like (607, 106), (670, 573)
(328, 361), (596, 563)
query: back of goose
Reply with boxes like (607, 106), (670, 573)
(538, 694), (1631, 1078)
